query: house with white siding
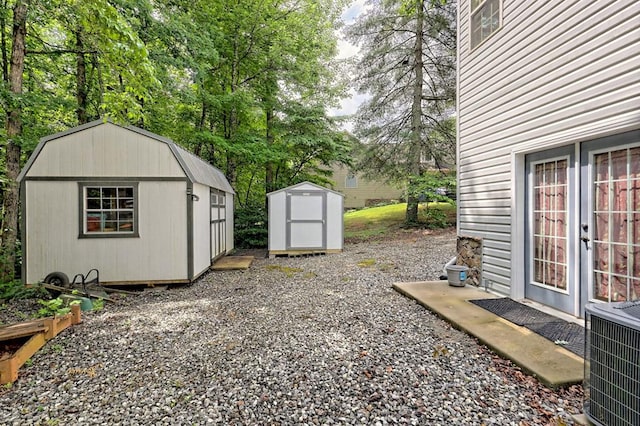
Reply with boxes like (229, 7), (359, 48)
(330, 163), (404, 209)
(18, 120), (234, 286)
(457, 0), (639, 317)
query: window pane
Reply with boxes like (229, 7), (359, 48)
(531, 159), (568, 289)
(87, 198), (101, 209)
(102, 198), (116, 209)
(594, 153), (610, 181)
(83, 185), (136, 235)
(118, 187), (133, 197)
(631, 148), (640, 178)
(611, 149), (628, 180)
(594, 272), (609, 301)
(102, 188), (116, 198)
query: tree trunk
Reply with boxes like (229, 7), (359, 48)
(1, 0), (8, 83)
(75, 28), (88, 124)
(406, 0), (425, 225)
(1, 0), (27, 282)
(265, 108), (275, 195)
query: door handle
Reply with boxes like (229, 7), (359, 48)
(581, 235), (590, 250)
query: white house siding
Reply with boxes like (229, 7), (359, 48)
(192, 183), (212, 277)
(24, 180), (188, 284)
(457, 0), (640, 294)
(26, 123), (185, 178)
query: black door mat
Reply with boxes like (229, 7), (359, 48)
(469, 298), (585, 358)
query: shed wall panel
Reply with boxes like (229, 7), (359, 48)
(226, 199), (234, 252)
(24, 180), (188, 284)
(26, 123), (185, 178)
(268, 191), (287, 251)
(326, 192), (344, 250)
(192, 183), (212, 277)
(457, 0), (640, 291)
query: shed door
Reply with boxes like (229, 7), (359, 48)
(286, 190), (326, 250)
(210, 190), (226, 260)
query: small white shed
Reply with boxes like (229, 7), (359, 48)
(17, 120), (235, 286)
(268, 182), (344, 257)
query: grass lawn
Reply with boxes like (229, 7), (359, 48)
(344, 202), (455, 242)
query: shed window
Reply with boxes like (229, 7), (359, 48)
(470, 0), (501, 49)
(345, 172), (358, 189)
(81, 184), (138, 237)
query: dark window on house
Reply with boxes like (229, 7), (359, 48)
(81, 183), (138, 237)
(345, 172), (358, 189)
(470, 0), (501, 49)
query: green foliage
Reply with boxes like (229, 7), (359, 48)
(1, 0), (355, 281)
(234, 204), (268, 249)
(92, 298), (104, 312)
(420, 208), (449, 229)
(406, 170), (457, 204)
(36, 297), (77, 317)
(0, 280), (47, 301)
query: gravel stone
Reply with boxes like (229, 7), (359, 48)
(0, 229), (583, 424)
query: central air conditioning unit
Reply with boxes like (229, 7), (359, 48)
(584, 301), (640, 426)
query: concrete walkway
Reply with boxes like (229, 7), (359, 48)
(393, 281), (584, 389)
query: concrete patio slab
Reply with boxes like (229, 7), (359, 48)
(393, 281), (584, 389)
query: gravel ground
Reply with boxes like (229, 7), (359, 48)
(0, 229), (583, 425)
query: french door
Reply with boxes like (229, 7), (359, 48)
(525, 146), (577, 314)
(581, 132), (640, 306)
(525, 131), (640, 317)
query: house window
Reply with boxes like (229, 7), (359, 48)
(470, 0), (501, 49)
(81, 183), (138, 237)
(345, 172), (358, 189)
(532, 159), (568, 290)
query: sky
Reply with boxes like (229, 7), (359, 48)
(329, 0), (369, 132)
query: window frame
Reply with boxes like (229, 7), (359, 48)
(79, 182), (139, 238)
(470, 0), (502, 51)
(345, 172), (358, 189)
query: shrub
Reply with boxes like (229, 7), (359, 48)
(235, 204), (268, 248)
(0, 280), (47, 301)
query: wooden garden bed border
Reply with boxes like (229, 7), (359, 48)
(0, 304), (81, 384)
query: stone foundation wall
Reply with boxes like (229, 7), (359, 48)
(456, 236), (482, 286)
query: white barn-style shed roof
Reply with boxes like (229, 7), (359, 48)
(18, 120), (234, 193)
(18, 119), (234, 286)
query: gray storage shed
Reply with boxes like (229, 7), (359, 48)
(17, 120), (234, 286)
(268, 181), (344, 257)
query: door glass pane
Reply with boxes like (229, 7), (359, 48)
(631, 148), (640, 177)
(591, 147), (639, 302)
(532, 159), (568, 290)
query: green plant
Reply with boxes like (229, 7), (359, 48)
(37, 298), (71, 317)
(265, 265), (303, 277)
(92, 298), (104, 311)
(234, 204), (268, 248)
(0, 280), (47, 301)
(357, 259), (376, 268)
(420, 208), (450, 229)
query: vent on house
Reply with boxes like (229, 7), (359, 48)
(584, 301), (640, 426)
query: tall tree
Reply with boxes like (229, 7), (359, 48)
(346, 0), (456, 223)
(0, 0), (27, 282)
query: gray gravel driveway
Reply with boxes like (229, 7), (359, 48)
(0, 229), (583, 425)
